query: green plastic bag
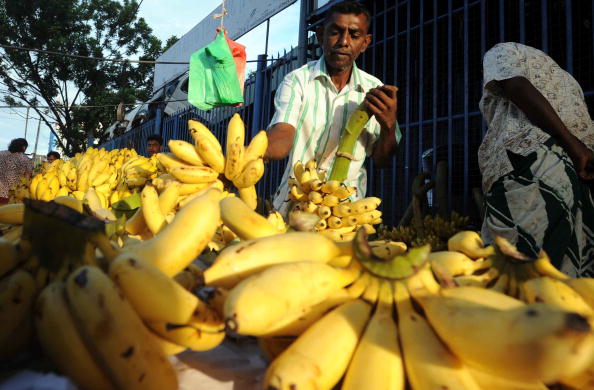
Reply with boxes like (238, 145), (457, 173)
(189, 30), (244, 110)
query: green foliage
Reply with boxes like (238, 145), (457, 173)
(0, 0), (172, 156)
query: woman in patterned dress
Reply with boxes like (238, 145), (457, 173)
(0, 138), (33, 204)
(479, 42), (594, 277)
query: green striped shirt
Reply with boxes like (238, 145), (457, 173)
(269, 57), (399, 215)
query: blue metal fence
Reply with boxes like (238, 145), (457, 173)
(102, 0), (593, 226)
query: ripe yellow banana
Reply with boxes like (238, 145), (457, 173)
(158, 182), (180, 215)
(332, 185), (356, 199)
(109, 254), (199, 323)
(342, 281), (405, 390)
(168, 139), (205, 166)
(447, 230), (495, 259)
(124, 207), (147, 235)
(219, 196), (279, 240)
(194, 134), (226, 173)
(521, 276), (594, 318)
(369, 240), (407, 259)
(393, 282), (483, 390)
(238, 185), (258, 210)
(244, 130), (268, 163)
(204, 231), (342, 288)
(321, 194), (340, 207)
(361, 274), (380, 304)
(418, 295), (594, 383)
(332, 203), (353, 217)
(170, 165), (219, 184)
(232, 158), (264, 188)
(141, 185), (166, 235)
(533, 251), (570, 280)
(428, 251), (492, 284)
(345, 271), (371, 298)
(66, 266), (178, 390)
(156, 152), (193, 171)
(224, 113), (246, 180)
(0, 203), (24, 224)
(35, 282), (117, 390)
(439, 285), (525, 309)
(123, 188), (221, 276)
(188, 119), (223, 153)
(224, 261), (361, 335)
(263, 300), (371, 390)
(350, 196), (381, 214)
(0, 269), (36, 340)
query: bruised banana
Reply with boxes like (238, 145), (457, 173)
(170, 165), (219, 184)
(66, 266), (178, 390)
(194, 134), (225, 173)
(243, 130), (268, 163)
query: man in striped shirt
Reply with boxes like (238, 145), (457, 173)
(265, 0), (400, 216)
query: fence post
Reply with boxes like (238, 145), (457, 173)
(251, 54), (268, 137)
(154, 107), (162, 135)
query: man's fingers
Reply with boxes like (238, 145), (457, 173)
(379, 85), (398, 99)
(365, 93), (388, 113)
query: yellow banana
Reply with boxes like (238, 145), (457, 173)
(224, 142), (244, 181)
(289, 184), (306, 202)
(219, 196), (278, 240)
(332, 203), (353, 217)
(369, 240), (407, 259)
(0, 238), (18, 278)
(243, 130), (268, 163)
(194, 134), (226, 173)
(428, 250), (492, 284)
(521, 276), (594, 318)
(224, 261), (361, 335)
(170, 165), (219, 184)
(321, 180), (341, 194)
(232, 158), (264, 188)
(168, 139), (205, 166)
(440, 285), (525, 309)
(350, 196), (381, 214)
(108, 253), (199, 323)
(188, 119), (223, 153)
(238, 184), (258, 210)
(0, 202), (24, 224)
(156, 152), (193, 171)
(332, 185), (356, 199)
(321, 194), (340, 207)
(342, 281), (405, 390)
(123, 188), (221, 276)
(66, 266), (178, 390)
(158, 182), (180, 215)
(124, 207), (147, 235)
(30, 173), (42, 199)
(0, 269), (36, 340)
(447, 230), (495, 259)
(361, 274), (380, 304)
(204, 231), (342, 288)
(533, 251), (570, 280)
(177, 182), (209, 195)
(263, 300), (371, 390)
(35, 282), (117, 390)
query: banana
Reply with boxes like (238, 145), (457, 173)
(109, 253), (199, 323)
(0, 203), (24, 224)
(342, 281), (404, 390)
(332, 203), (352, 217)
(369, 240), (407, 259)
(0, 269), (36, 340)
(243, 130), (268, 163)
(321, 194), (340, 207)
(35, 282), (117, 390)
(418, 295), (594, 383)
(188, 119), (224, 153)
(320, 180), (340, 194)
(0, 311), (32, 363)
(141, 184), (166, 235)
(194, 134), (226, 173)
(66, 266), (178, 390)
(158, 182), (180, 215)
(224, 114), (246, 180)
(0, 238), (18, 278)
(327, 215), (343, 229)
(567, 278), (594, 310)
(469, 366), (549, 390)
(428, 251), (492, 283)
(393, 282), (483, 390)
(264, 300), (371, 390)
(170, 165), (219, 184)
(345, 271), (371, 298)
(30, 173), (42, 199)
(147, 328), (186, 356)
(232, 158), (264, 188)
(447, 230), (495, 259)
(440, 285), (525, 309)
(168, 139), (205, 166)
(262, 288), (354, 337)
(350, 197), (381, 214)
(521, 276), (594, 318)
(266, 211), (287, 233)
(317, 205), (332, 219)
(204, 232), (342, 288)
(156, 152), (193, 171)
(332, 184), (356, 199)
(224, 261), (361, 335)
(289, 184), (306, 202)
(125, 207), (147, 235)
(123, 188), (221, 276)
(238, 185), (258, 210)
(533, 251), (570, 280)
(219, 196), (278, 240)
(361, 274), (380, 304)
(146, 305), (225, 351)
(258, 336), (296, 363)
(177, 182), (209, 195)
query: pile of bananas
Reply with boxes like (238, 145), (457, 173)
(0, 187), (228, 390)
(378, 211), (470, 250)
(27, 147), (160, 209)
(8, 176), (31, 204)
(288, 159), (382, 241)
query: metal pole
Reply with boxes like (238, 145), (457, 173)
(251, 54), (268, 136)
(297, 0), (308, 65)
(264, 18), (270, 56)
(23, 107), (30, 138)
(33, 117), (41, 157)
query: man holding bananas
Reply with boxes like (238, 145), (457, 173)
(265, 0), (400, 215)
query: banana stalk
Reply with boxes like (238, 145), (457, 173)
(328, 105), (371, 182)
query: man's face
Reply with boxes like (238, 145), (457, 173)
(147, 140), (162, 156)
(317, 12), (371, 73)
(47, 155), (57, 163)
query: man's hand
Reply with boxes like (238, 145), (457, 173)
(364, 85), (398, 132)
(564, 136), (594, 181)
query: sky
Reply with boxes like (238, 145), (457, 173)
(0, 0), (301, 155)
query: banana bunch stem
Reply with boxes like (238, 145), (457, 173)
(21, 199), (108, 272)
(328, 105), (370, 183)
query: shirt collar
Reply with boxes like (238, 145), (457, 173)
(310, 56), (365, 92)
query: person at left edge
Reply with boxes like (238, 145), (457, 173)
(264, 0), (400, 216)
(0, 138), (33, 204)
(147, 134), (164, 156)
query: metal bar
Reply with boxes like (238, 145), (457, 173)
(432, 0), (438, 177)
(418, 0), (425, 177)
(463, 0), (470, 214)
(519, 0), (525, 44)
(565, 0), (573, 73)
(542, 0), (548, 52)
(265, 18), (270, 56)
(23, 107), (29, 138)
(447, 0), (453, 212)
(404, 0), (412, 206)
(33, 118), (41, 156)
(250, 54), (268, 139)
(392, 0), (400, 219)
(499, 0), (505, 42)
(380, 0), (388, 221)
(480, 0), (487, 138)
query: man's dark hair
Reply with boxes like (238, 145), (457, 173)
(147, 134), (163, 145)
(8, 138), (28, 153)
(325, 0), (371, 30)
(47, 151), (61, 160)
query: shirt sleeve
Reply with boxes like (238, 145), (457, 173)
(482, 42), (528, 94)
(268, 72), (303, 129)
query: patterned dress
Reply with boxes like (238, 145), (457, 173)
(479, 42), (594, 276)
(0, 151), (33, 200)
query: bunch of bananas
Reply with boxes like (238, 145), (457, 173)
(27, 147), (160, 209)
(287, 159), (382, 241)
(8, 175), (31, 204)
(0, 186), (230, 390)
(378, 211), (470, 250)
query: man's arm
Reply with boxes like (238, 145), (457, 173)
(496, 76), (594, 180)
(264, 122), (296, 160)
(366, 85), (399, 168)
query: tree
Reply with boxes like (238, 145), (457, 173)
(0, 0), (175, 156)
